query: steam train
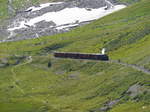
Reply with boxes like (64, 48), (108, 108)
(54, 52), (109, 61)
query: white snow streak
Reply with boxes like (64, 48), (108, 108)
(25, 2), (63, 12)
(56, 24), (79, 30)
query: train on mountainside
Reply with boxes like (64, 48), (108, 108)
(54, 48), (109, 61)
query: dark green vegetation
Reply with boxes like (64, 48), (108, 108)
(0, 0), (150, 112)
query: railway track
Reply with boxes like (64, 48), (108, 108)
(109, 60), (150, 75)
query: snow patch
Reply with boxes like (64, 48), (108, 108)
(8, 4), (126, 31)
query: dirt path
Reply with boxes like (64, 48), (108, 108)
(11, 56), (32, 94)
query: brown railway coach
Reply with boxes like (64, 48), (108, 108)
(54, 52), (109, 61)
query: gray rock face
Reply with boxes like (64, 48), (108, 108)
(0, 28), (9, 40)
(74, 0), (107, 8)
(2, 0), (118, 42)
(127, 84), (143, 98)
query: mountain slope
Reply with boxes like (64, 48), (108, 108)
(0, 0), (142, 20)
(0, 0), (150, 112)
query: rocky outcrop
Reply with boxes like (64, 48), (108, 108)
(1, 0), (124, 42)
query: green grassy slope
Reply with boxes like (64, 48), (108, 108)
(0, 0), (8, 19)
(117, 0), (141, 4)
(0, 0), (150, 112)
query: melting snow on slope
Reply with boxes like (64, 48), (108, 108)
(8, 3), (126, 31)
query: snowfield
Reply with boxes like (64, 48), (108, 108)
(8, 3), (126, 31)
(5, 0), (127, 41)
